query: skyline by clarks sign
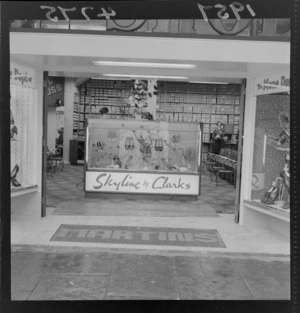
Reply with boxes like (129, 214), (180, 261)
(255, 73), (290, 96)
(85, 171), (199, 195)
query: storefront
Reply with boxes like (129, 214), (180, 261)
(8, 24), (289, 226)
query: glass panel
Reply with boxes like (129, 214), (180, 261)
(251, 93), (290, 212)
(86, 119), (200, 173)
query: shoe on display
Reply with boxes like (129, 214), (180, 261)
(264, 187), (279, 205)
(283, 197), (290, 210)
(261, 186), (275, 204)
(11, 164), (21, 187)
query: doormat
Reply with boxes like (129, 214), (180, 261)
(50, 225), (226, 248)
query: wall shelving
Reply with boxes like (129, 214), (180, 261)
(156, 81), (241, 160)
(72, 79), (241, 161)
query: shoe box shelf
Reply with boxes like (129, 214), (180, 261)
(73, 79), (133, 140)
(72, 80), (241, 162)
(156, 81), (241, 161)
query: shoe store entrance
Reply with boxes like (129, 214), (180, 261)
(45, 77), (245, 222)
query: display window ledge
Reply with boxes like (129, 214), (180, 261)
(243, 200), (290, 222)
(11, 185), (38, 197)
(86, 168), (199, 175)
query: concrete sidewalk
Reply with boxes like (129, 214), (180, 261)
(11, 245), (290, 301)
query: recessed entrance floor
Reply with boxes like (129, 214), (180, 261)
(47, 165), (236, 216)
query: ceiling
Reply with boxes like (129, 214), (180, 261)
(11, 54), (246, 83)
(10, 32), (290, 83)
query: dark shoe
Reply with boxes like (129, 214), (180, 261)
(264, 187), (279, 205)
(11, 177), (21, 187)
(261, 187), (275, 204)
(11, 164), (21, 187)
(283, 197), (290, 210)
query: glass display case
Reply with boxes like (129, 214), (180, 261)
(250, 93), (290, 213)
(85, 119), (202, 196)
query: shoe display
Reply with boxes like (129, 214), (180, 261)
(264, 187), (279, 205)
(11, 164), (21, 187)
(261, 186), (275, 204)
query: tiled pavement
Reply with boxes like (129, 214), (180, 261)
(47, 165), (236, 215)
(11, 245), (290, 300)
(10, 165), (288, 301)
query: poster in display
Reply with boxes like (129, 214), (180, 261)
(45, 76), (65, 107)
(254, 73), (290, 96)
(85, 171), (199, 195)
(10, 64), (35, 88)
(251, 173), (265, 190)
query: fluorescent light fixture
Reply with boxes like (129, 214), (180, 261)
(93, 61), (197, 69)
(190, 81), (229, 84)
(91, 77), (131, 81)
(102, 74), (188, 80)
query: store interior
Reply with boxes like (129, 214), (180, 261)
(44, 77), (240, 214)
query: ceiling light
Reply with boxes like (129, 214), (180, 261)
(189, 81), (229, 84)
(91, 77), (131, 81)
(103, 74), (188, 80)
(93, 61), (197, 69)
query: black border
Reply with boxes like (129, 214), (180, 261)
(0, 1), (299, 313)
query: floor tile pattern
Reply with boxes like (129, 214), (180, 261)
(47, 165), (236, 215)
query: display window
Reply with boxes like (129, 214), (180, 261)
(86, 119), (200, 173)
(250, 93), (290, 212)
(10, 64), (37, 192)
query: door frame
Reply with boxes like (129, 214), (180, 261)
(234, 78), (246, 223)
(41, 71), (49, 217)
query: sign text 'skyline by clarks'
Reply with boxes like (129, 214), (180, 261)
(85, 171), (199, 195)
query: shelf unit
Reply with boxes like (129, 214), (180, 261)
(73, 79), (134, 140)
(73, 87), (81, 138)
(156, 82), (241, 161)
(72, 80), (241, 161)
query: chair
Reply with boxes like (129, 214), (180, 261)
(51, 147), (64, 171)
(47, 149), (57, 176)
